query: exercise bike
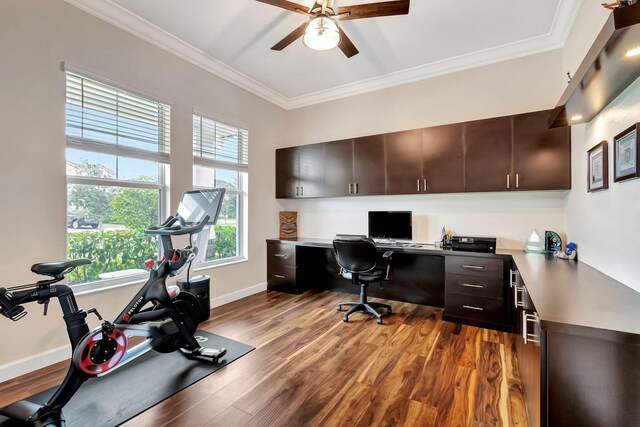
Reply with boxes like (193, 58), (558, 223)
(0, 188), (228, 427)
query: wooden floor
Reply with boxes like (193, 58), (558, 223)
(0, 290), (528, 426)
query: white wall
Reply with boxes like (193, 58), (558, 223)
(565, 77), (640, 292)
(0, 0), (285, 371)
(282, 50), (567, 249)
(561, 3), (640, 292)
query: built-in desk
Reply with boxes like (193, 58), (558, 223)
(266, 238), (513, 330)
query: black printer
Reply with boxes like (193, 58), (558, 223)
(450, 236), (496, 253)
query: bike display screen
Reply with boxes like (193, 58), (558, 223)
(177, 188), (226, 225)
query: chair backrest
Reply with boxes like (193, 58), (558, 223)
(333, 234), (378, 274)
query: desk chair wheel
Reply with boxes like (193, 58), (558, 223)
(377, 318), (383, 325)
(343, 315), (348, 322)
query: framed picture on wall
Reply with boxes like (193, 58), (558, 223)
(613, 123), (639, 182)
(587, 141), (608, 192)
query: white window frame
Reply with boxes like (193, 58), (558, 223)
(192, 112), (249, 268)
(65, 71), (170, 293)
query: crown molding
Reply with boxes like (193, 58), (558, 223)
(65, 0), (582, 110)
(64, 0), (291, 109)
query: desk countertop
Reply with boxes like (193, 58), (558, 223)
(268, 238), (640, 342)
(503, 250), (640, 343)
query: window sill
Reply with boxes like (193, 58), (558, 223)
(71, 272), (149, 297)
(193, 256), (248, 272)
(69, 258), (248, 297)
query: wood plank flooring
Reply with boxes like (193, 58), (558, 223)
(0, 290), (528, 426)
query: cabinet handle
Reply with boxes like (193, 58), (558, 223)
(423, 179), (427, 192)
(274, 274), (286, 279)
(417, 179), (420, 192)
(274, 253), (288, 258)
(355, 183), (358, 194)
(349, 183), (352, 194)
(295, 186), (299, 196)
(507, 174), (510, 189)
(510, 269), (519, 288)
(463, 305), (484, 311)
(462, 283), (484, 289)
(514, 285), (525, 308)
(300, 186), (304, 196)
(462, 265), (484, 270)
(516, 173), (520, 189)
(523, 312), (540, 344)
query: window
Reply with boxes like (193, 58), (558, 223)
(65, 72), (170, 286)
(192, 114), (248, 265)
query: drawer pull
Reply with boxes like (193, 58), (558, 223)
(274, 274), (286, 279)
(462, 283), (484, 289)
(462, 265), (484, 270)
(274, 253), (288, 258)
(462, 305), (484, 311)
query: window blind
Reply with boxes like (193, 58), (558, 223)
(66, 73), (171, 164)
(193, 114), (249, 170)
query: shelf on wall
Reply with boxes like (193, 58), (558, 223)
(549, 3), (640, 128)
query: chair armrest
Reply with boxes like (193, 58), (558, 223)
(382, 250), (394, 261)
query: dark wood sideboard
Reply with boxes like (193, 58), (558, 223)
(276, 109), (571, 198)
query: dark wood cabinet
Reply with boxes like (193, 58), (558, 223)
(275, 147), (298, 199)
(275, 144), (325, 199)
(385, 129), (423, 195)
(266, 241), (299, 293)
(464, 116), (513, 193)
(323, 139), (353, 197)
(275, 109), (571, 199)
(513, 110), (571, 190)
(323, 136), (386, 197)
(422, 124), (464, 193)
(353, 135), (386, 195)
(443, 255), (508, 329)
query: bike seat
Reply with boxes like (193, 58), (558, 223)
(31, 259), (91, 277)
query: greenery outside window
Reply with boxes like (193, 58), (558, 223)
(65, 72), (170, 288)
(192, 114), (248, 265)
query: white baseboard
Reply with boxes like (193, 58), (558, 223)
(210, 282), (267, 308)
(0, 282), (268, 384)
(0, 345), (71, 383)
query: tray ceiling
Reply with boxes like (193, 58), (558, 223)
(65, 0), (583, 109)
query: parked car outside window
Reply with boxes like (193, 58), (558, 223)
(67, 214), (99, 229)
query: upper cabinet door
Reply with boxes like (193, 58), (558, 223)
(353, 135), (386, 196)
(385, 129), (424, 195)
(513, 110), (571, 191)
(297, 143), (325, 198)
(422, 124), (464, 193)
(324, 139), (353, 197)
(465, 117), (513, 193)
(275, 147), (298, 199)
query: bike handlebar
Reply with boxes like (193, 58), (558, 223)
(144, 215), (210, 237)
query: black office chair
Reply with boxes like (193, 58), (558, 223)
(333, 234), (393, 324)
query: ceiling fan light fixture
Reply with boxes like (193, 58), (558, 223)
(302, 15), (340, 51)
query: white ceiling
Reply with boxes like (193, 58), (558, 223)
(66, 0), (582, 109)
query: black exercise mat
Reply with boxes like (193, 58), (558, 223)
(1, 331), (253, 427)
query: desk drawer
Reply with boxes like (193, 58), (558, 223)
(445, 256), (504, 279)
(267, 266), (297, 293)
(445, 273), (504, 298)
(445, 293), (504, 324)
(267, 242), (296, 268)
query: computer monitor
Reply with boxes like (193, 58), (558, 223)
(177, 188), (226, 226)
(368, 211), (412, 240)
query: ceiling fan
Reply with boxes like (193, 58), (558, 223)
(256, 0), (410, 58)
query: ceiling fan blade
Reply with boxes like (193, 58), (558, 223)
(337, 27), (359, 58)
(336, 0), (410, 21)
(256, 0), (311, 16)
(271, 21), (308, 51)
